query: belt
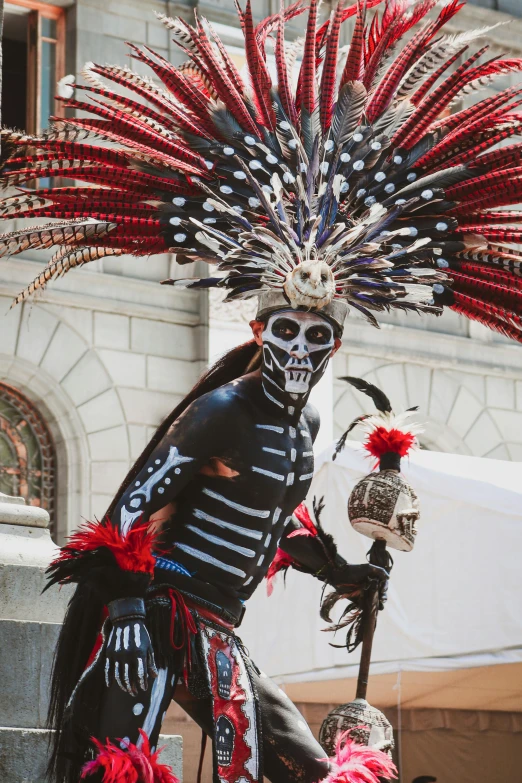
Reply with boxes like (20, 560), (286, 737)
(152, 566), (246, 627)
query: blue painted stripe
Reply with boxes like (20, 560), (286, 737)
(155, 556), (193, 577)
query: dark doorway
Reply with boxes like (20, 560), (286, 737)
(2, 4), (29, 131)
(1, 2), (65, 134)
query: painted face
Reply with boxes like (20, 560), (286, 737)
(262, 310), (335, 396)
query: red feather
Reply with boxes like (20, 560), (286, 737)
(364, 427), (415, 461)
(457, 211), (522, 227)
(192, 14), (262, 133)
(409, 46), (465, 109)
(4, 207), (157, 221)
(75, 84), (182, 134)
(2, 164), (197, 195)
(275, 12), (297, 125)
(362, 0), (431, 92)
(291, 502), (319, 537)
(128, 44), (209, 118)
(365, 0), (451, 121)
(207, 20), (246, 97)
(322, 731), (397, 783)
(320, 1), (345, 131)
(265, 548), (295, 596)
(81, 730), (179, 783)
(426, 122), (522, 170)
(448, 268), (522, 310)
(465, 228), (522, 243)
(416, 89), (522, 168)
(32, 188), (147, 202)
(45, 121), (205, 178)
(451, 261), (522, 288)
(6, 143), (130, 168)
(447, 166), (522, 201)
(88, 64), (211, 139)
(52, 519), (157, 575)
(255, 0), (306, 49)
(430, 84), (522, 136)
(301, 0), (319, 113)
(59, 97), (205, 169)
(341, 0), (366, 85)
(366, 23), (429, 122)
(449, 292), (522, 344)
(471, 142), (522, 171)
(238, 0), (274, 129)
(394, 46), (489, 149)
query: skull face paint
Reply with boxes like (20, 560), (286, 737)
(261, 311), (335, 400)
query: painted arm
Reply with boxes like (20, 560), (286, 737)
(276, 504), (389, 593)
(47, 388), (236, 694)
(111, 390), (232, 536)
(273, 405), (388, 594)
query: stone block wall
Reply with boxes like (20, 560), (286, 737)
(0, 496), (183, 782)
(333, 314), (522, 460)
(0, 257), (207, 541)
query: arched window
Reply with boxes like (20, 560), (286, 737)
(0, 382), (56, 527)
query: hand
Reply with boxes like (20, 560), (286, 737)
(327, 561), (389, 610)
(105, 599), (158, 695)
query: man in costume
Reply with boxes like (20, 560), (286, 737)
(46, 296), (392, 783)
(2, 0), (522, 780)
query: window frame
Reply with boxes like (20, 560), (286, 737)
(6, 0), (66, 133)
(0, 382), (57, 533)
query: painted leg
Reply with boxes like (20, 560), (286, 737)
(173, 675), (329, 783)
(252, 669), (329, 783)
(82, 665), (179, 782)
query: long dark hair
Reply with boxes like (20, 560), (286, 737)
(105, 338), (261, 520)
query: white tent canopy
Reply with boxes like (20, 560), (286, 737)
(240, 443), (522, 711)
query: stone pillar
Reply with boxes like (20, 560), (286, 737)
(0, 493), (183, 781)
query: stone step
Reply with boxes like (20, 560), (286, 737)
(0, 727), (183, 783)
(0, 522), (72, 624)
(0, 619), (59, 729)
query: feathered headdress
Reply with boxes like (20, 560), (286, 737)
(2, 0), (522, 339)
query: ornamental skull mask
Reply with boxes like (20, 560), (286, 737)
(261, 310), (335, 398)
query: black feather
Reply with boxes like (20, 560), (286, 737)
(331, 81), (367, 147)
(210, 105), (245, 142)
(333, 414), (370, 460)
(338, 375), (392, 412)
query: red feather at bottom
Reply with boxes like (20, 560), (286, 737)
(81, 730), (179, 783)
(321, 732), (397, 783)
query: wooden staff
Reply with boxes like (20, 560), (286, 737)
(356, 539), (387, 701)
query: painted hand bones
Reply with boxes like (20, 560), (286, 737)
(105, 598), (158, 695)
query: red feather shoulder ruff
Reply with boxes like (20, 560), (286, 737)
(52, 519), (156, 575)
